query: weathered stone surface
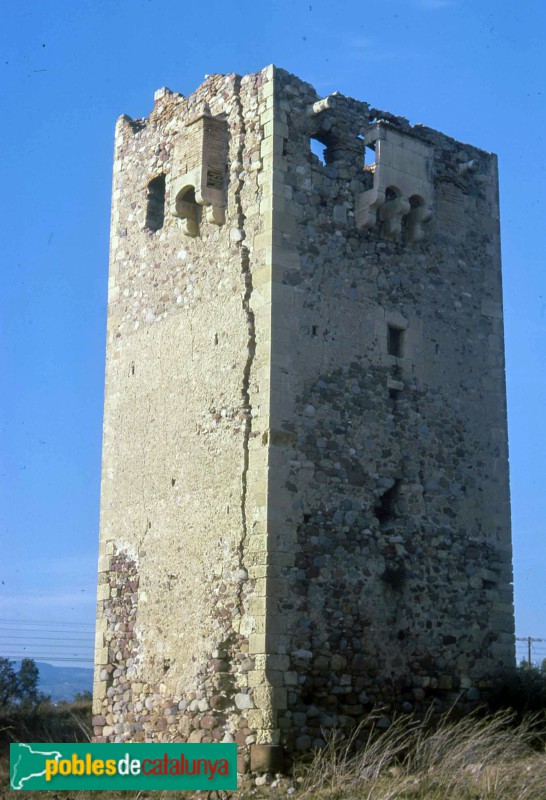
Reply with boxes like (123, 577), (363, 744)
(94, 65), (515, 760)
(235, 693), (254, 710)
(250, 744), (284, 773)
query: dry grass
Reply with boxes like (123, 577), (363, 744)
(0, 700), (92, 749)
(1, 708), (545, 799)
(297, 710), (546, 799)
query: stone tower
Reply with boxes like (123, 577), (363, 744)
(93, 66), (515, 769)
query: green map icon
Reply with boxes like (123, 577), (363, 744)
(10, 743), (63, 790)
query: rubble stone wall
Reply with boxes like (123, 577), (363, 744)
(265, 69), (514, 752)
(94, 66), (514, 766)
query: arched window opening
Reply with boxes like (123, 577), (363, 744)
(145, 174), (166, 231)
(385, 185), (401, 202)
(407, 193), (431, 243)
(379, 185), (410, 240)
(174, 186), (200, 238)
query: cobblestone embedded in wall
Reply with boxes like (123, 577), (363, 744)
(275, 364), (511, 750)
(94, 547), (258, 758)
(94, 65), (514, 768)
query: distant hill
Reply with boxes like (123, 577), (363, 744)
(33, 661), (93, 702)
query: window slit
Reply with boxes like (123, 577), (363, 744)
(145, 174), (166, 231)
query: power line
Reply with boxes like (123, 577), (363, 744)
(0, 625), (94, 631)
(0, 641), (93, 649)
(516, 636), (545, 664)
(0, 635), (93, 642)
(0, 617), (94, 623)
(1, 655), (93, 665)
(0, 643), (93, 650)
(0, 637), (93, 647)
(0, 624), (94, 629)
(0, 617), (96, 667)
(0, 618), (97, 669)
(0, 618), (94, 627)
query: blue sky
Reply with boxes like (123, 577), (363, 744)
(1, 0), (545, 667)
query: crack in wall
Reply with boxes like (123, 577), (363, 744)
(233, 78), (255, 612)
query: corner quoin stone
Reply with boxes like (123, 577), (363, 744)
(93, 65), (515, 769)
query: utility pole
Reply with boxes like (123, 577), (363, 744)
(516, 636), (545, 665)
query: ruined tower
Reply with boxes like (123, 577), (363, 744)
(93, 66), (515, 769)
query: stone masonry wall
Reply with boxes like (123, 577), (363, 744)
(95, 66), (515, 767)
(261, 69), (514, 752)
(94, 69), (278, 770)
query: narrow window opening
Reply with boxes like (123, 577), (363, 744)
(310, 136), (327, 165)
(303, 513), (311, 523)
(387, 325), (404, 358)
(145, 174), (166, 231)
(311, 325), (318, 337)
(364, 143), (376, 169)
(389, 388), (399, 404)
(376, 481), (400, 524)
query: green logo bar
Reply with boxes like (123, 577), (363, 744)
(10, 742), (237, 791)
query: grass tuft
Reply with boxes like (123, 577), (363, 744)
(297, 709), (546, 800)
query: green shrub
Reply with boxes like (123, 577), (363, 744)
(489, 663), (546, 716)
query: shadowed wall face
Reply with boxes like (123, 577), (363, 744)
(94, 66), (514, 766)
